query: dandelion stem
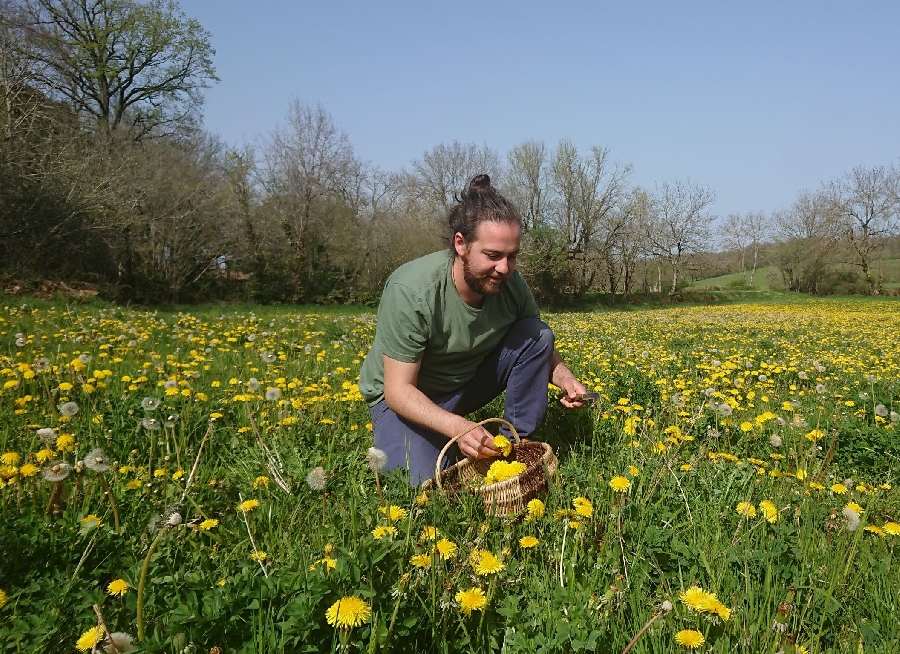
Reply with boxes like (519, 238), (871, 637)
(620, 610), (668, 654)
(91, 603), (119, 654)
(238, 492), (268, 578)
(559, 522), (568, 587)
(374, 470), (384, 507)
(97, 473), (120, 534)
(180, 422), (212, 503)
(137, 527), (167, 641)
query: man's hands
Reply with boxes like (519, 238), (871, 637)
(454, 420), (501, 460)
(557, 376), (590, 408)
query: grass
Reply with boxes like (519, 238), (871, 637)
(0, 297), (899, 652)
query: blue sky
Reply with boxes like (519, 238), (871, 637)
(179, 1), (899, 218)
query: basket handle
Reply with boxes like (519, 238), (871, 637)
(434, 418), (520, 490)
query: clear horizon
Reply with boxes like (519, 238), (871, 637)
(180, 1), (900, 219)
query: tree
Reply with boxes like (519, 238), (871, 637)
(644, 179), (716, 295)
(719, 213), (749, 283)
(825, 165), (900, 294)
(742, 211), (769, 287)
(13, 0), (217, 138)
(550, 140), (631, 296)
(773, 189), (840, 294)
(505, 140), (550, 231)
(411, 140), (501, 219)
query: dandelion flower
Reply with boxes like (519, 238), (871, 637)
(371, 525), (397, 539)
(379, 505), (407, 522)
(436, 538), (458, 559)
(675, 629), (705, 649)
(75, 626), (105, 651)
(831, 483), (847, 494)
(261, 351), (278, 363)
(483, 460), (525, 484)
(250, 551), (268, 562)
(199, 519), (219, 531)
(306, 466), (327, 491)
(519, 536), (539, 548)
(525, 498), (545, 520)
(455, 587), (487, 616)
(247, 378), (260, 392)
(679, 586), (708, 610)
(325, 596), (371, 629)
(141, 397), (160, 411)
(253, 476), (269, 489)
(883, 522), (900, 536)
(736, 501), (756, 518)
(141, 417), (161, 431)
(0, 589), (7, 609)
(759, 500), (779, 523)
(366, 447), (387, 472)
(609, 476), (631, 492)
(415, 492), (429, 507)
(572, 497), (593, 517)
(493, 435), (512, 457)
(0, 452), (20, 466)
(472, 550), (504, 576)
(19, 463), (38, 477)
(237, 499), (259, 513)
(83, 448), (110, 473)
(410, 553), (432, 568)
(265, 387), (281, 401)
(107, 579), (129, 597)
(420, 526), (440, 541)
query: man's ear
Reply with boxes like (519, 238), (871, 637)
(453, 232), (467, 256)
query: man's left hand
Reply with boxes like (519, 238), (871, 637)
(558, 378), (589, 409)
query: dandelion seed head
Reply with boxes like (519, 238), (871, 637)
(306, 466), (327, 491)
(103, 632), (134, 653)
(36, 428), (57, 445)
(58, 401), (79, 417)
(265, 387), (281, 401)
(42, 461), (72, 482)
(141, 417), (161, 431)
(842, 506), (860, 531)
(247, 378), (260, 392)
(770, 433), (783, 447)
(366, 447), (387, 472)
(83, 448), (109, 473)
(874, 404), (888, 417)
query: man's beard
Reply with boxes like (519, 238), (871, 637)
(461, 254), (507, 296)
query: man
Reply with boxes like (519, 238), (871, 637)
(359, 174), (588, 485)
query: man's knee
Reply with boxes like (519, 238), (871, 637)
(516, 317), (554, 351)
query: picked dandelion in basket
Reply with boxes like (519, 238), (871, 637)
(84, 448), (120, 534)
(366, 447), (387, 506)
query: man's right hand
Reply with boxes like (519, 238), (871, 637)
(455, 422), (501, 460)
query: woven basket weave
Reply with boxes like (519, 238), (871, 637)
(421, 418), (558, 517)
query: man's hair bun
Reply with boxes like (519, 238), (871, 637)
(447, 174), (521, 246)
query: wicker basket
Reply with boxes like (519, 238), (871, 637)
(421, 418), (558, 517)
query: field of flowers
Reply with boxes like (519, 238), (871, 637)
(0, 297), (898, 653)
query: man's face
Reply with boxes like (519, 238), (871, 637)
(457, 221), (522, 297)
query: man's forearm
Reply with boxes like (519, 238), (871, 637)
(383, 383), (469, 441)
(550, 348), (577, 388)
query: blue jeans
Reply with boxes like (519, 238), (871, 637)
(369, 317), (554, 486)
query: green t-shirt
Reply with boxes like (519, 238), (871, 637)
(359, 250), (540, 406)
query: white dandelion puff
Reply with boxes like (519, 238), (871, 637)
(770, 433), (783, 447)
(83, 448), (110, 473)
(842, 506), (860, 532)
(43, 462), (73, 482)
(247, 378), (260, 392)
(36, 428), (57, 445)
(58, 401), (79, 417)
(366, 447), (388, 472)
(142, 417), (161, 431)
(265, 387), (282, 402)
(874, 404), (888, 418)
(103, 632), (135, 653)
(306, 466), (327, 491)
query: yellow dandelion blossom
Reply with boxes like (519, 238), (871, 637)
(493, 435), (512, 457)
(882, 522), (900, 536)
(525, 498), (545, 520)
(845, 501), (863, 514)
(237, 499), (259, 513)
(455, 587), (487, 616)
(0, 452), (20, 466)
(309, 557), (337, 573)
(831, 483), (847, 494)
(472, 550), (505, 576)
(572, 497), (593, 517)
(675, 629), (705, 649)
(736, 502), (756, 518)
(371, 525), (397, 539)
(0, 588), (7, 609)
(805, 428), (825, 442)
(410, 553), (432, 569)
(19, 463), (38, 477)
(325, 596), (371, 629)
(609, 476), (631, 492)
(199, 519), (219, 531)
(864, 525), (884, 537)
(435, 538), (458, 560)
(739, 421), (753, 432)
(415, 492), (429, 507)
(519, 535), (539, 548)
(420, 526), (440, 541)
(253, 475), (269, 489)
(250, 551), (267, 562)
(759, 500), (779, 523)
(679, 586), (708, 610)
(106, 579), (129, 597)
(379, 505), (407, 522)
(75, 626), (105, 651)
(628, 465), (640, 476)
(484, 460), (526, 484)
